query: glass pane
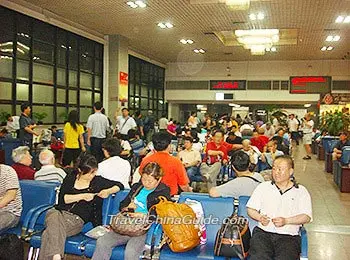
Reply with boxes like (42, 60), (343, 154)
(140, 98), (148, 110)
(33, 84), (54, 103)
(33, 21), (54, 43)
(0, 56), (12, 78)
(158, 89), (163, 99)
(57, 106), (67, 123)
(17, 14), (32, 38)
(95, 59), (102, 75)
(16, 83), (29, 101)
(16, 105), (21, 115)
(281, 81), (289, 90)
(32, 105), (53, 123)
(129, 83), (134, 96)
(80, 90), (92, 106)
(94, 92), (101, 103)
(16, 36), (31, 60)
(80, 55), (93, 73)
(33, 41), (54, 63)
(57, 88), (66, 103)
(80, 107), (92, 122)
(80, 72), (93, 89)
(95, 75), (101, 90)
(68, 35), (78, 69)
(57, 45), (67, 68)
(134, 97), (140, 109)
(95, 43), (103, 59)
(135, 84), (140, 95)
(0, 8), (14, 57)
(68, 90), (77, 104)
(0, 104), (12, 121)
(33, 63), (54, 84)
(57, 68), (66, 86)
(0, 81), (12, 100)
(80, 40), (94, 57)
(69, 70), (78, 87)
(141, 85), (148, 97)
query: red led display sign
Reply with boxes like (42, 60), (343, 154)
(210, 80), (246, 90)
(290, 76), (331, 94)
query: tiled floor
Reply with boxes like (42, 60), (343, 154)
(293, 145), (350, 260)
(24, 144), (350, 260)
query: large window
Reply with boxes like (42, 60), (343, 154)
(0, 7), (103, 123)
(128, 56), (166, 119)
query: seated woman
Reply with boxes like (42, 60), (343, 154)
(11, 146), (35, 180)
(92, 162), (171, 260)
(38, 153), (124, 260)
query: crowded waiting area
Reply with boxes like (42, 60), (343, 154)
(0, 0), (350, 259)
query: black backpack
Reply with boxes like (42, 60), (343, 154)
(214, 199), (251, 260)
(0, 234), (24, 260)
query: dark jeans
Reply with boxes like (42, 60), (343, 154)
(291, 131), (300, 145)
(90, 137), (105, 163)
(186, 166), (202, 183)
(250, 227), (301, 260)
(62, 148), (81, 166)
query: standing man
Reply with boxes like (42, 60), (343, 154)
(143, 110), (155, 143)
(133, 111), (144, 139)
(158, 113), (168, 132)
(19, 103), (38, 149)
(247, 155), (312, 260)
(288, 114), (300, 145)
(116, 108), (137, 140)
(87, 102), (109, 163)
(302, 113), (314, 160)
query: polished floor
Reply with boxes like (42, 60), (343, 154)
(24, 144), (350, 260)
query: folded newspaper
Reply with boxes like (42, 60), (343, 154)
(85, 226), (110, 239)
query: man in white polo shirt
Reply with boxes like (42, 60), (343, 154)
(116, 108), (137, 140)
(247, 155), (312, 260)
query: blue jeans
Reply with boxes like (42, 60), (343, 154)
(186, 166), (202, 183)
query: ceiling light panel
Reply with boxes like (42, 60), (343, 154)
(126, 1), (146, 8)
(335, 15), (350, 23)
(157, 22), (173, 29)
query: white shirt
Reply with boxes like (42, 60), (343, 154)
(247, 181), (312, 236)
(6, 116), (20, 132)
(158, 118), (168, 130)
(86, 112), (109, 138)
(121, 140), (132, 151)
(116, 116), (137, 135)
(272, 118), (279, 128)
(242, 146), (261, 165)
(302, 120), (314, 134)
(288, 118), (299, 132)
(34, 165), (66, 183)
(192, 142), (203, 153)
(261, 124), (275, 138)
(97, 156), (131, 189)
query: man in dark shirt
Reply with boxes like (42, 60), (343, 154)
(19, 103), (38, 148)
(133, 111), (144, 139)
(332, 132), (350, 160)
(226, 132), (243, 144)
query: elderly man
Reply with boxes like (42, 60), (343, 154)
(0, 164), (22, 234)
(11, 146), (35, 180)
(34, 150), (66, 183)
(261, 123), (275, 139)
(247, 155), (312, 260)
(241, 139), (261, 170)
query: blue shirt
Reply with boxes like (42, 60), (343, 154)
(134, 187), (155, 214)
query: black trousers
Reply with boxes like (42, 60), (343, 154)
(250, 227), (301, 260)
(90, 137), (105, 163)
(62, 148), (81, 166)
(291, 131), (300, 145)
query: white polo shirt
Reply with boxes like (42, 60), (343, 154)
(116, 116), (137, 135)
(97, 156), (131, 189)
(247, 181), (312, 236)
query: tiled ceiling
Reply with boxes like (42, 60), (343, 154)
(11, 0), (350, 63)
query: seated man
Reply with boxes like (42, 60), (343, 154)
(178, 136), (202, 183)
(247, 155), (312, 260)
(261, 122), (275, 139)
(97, 138), (131, 189)
(241, 139), (261, 171)
(271, 128), (290, 155)
(0, 164), (22, 234)
(226, 131), (242, 145)
(260, 140), (284, 171)
(127, 129), (145, 156)
(0, 128), (13, 140)
(139, 132), (192, 196)
(34, 149), (66, 183)
(11, 146), (35, 180)
(209, 151), (264, 198)
(250, 131), (265, 152)
(332, 132), (350, 161)
(257, 128), (269, 151)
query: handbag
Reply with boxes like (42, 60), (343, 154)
(110, 186), (151, 237)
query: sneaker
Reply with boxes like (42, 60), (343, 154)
(303, 156), (311, 160)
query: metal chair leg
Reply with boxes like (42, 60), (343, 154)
(27, 247), (33, 260)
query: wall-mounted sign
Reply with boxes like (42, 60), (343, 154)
(210, 80), (246, 90)
(119, 72), (128, 105)
(120, 72), (128, 85)
(290, 76), (331, 94)
(320, 93), (350, 105)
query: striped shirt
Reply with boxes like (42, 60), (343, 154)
(0, 164), (22, 216)
(34, 165), (67, 183)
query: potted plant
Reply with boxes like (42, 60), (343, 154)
(33, 112), (48, 125)
(320, 110), (349, 136)
(58, 111), (69, 123)
(0, 111), (8, 126)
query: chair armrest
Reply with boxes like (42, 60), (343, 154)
(26, 205), (54, 235)
(21, 204), (53, 238)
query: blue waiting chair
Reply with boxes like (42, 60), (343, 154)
(0, 139), (23, 166)
(4, 180), (59, 238)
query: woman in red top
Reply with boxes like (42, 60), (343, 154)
(11, 146), (35, 180)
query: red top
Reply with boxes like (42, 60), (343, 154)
(12, 163), (35, 180)
(139, 152), (189, 196)
(251, 136), (270, 152)
(203, 141), (230, 164)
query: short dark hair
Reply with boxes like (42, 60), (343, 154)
(102, 138), (122, 157)
(51, 125), (57, 129)
(214, 130), (224, 137)
(135, 110), (141, 116)
(94, 102), (102, 110)
(21, 102), (30, 112)
(184, 136), (193, 143)
(152, 132), (171, 152)
(76, 153), (98, 175)
(6, 114), (11, 120)
(122, 107), (129, 112)
(228, 132), (235, 136)
(127, 129), (138, 139)
(340, 132), (349, 137)
(231, 150), (250, 171)
(274, 155), (294, 169)
(142, 162), (164, 180)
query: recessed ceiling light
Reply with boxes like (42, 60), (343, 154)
(321, 46), (327, 51)
(194, 49), (205, 54)
(335, 16), (344, 23)
(265, 47), (271, 52)
(249, 14), (256, 20)
(126, 1), (146, 8)
(180, 39), (187, 44)
(187, 39), (194, 44)
(257, 12), (265, 20)
(326, 36), (333, 42)
(193, 49), (200, 53)
(333, 35), (341, 41)
(135, 0), (146, 8)
(344, 16), (350, 23)
(304, 104), (312, 108)
(165, 22), (173, 28)
(157, 23), (166, 29)
(180, 39), (194, 44)
(271, 47), (277, 52)
(327, 46), (333, 51)
(199, 49), (205, 53)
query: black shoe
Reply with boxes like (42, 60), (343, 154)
(303, 156), (311, 160)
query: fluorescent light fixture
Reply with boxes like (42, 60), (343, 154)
(257, 12), (265, 20)
(327, 46), (333, 51)
(229, 103), (240, 107)
(344, 16), (350, 23)
(335, 16), (344, 23)
(196, 105), (204, 109)
(304, 104), (312, 108)
(265, 47), (271, 52)
(199, 49), (205, 53)
(135, 0), (146, 8)
(187, 39), (194, 44)
(157, 23), (166, 29)
(271, 47), (277, 52)
(249, 14), (256, 20)
(180, 39), (194, 44)
(333, 35), (340, 41)
(225, 0), (250, 10)
(180, 39), (187, 44)
(165, 22), (173, 28)
(235, 29), (279, 37)
(216, 93), (224, 101)
(321, 46), (327, 51)
(193, 49), (200, 53)
(326, 36), (333, 42)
